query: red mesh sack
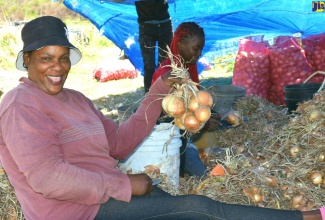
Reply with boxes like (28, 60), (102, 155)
(302, 33), (325, 83)
(232, 38), (271, 99)
(92, 59), (139, 82)
(267, 37), (313, 105)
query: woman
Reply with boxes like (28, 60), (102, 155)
(0, 16), (322, 220)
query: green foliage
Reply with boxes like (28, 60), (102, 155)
(0, 31), (20, 70)
(0, 0), (81, 22)
(211, 52), (236, 75)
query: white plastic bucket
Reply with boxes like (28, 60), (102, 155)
(118, 123), (182, 188)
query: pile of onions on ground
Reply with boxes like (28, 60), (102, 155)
(170, 93), (325, 211)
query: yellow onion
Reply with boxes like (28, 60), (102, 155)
(226, 112), (240, 126)
(318, 152), (325, 162)
(292, 194), (304, 209)
(194, 105), (211, 122)
(265, 176), (277, 187)
(310, 172), (322, 185)
(184, 113), (200, 132)
(144, 165), (160, 175)
(196, 91), (213, 108)
(162, 94), (185, 117)
(289, 146), (300, 157)
(188, 95), (200, 112)
(309, 110), (320, 122)
(174, 111), (192, 130)
(243, 187), (263, 203)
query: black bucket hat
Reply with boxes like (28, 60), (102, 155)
(15, 16), (82, 71)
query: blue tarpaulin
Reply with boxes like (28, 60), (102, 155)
(63, 0), (325, 75)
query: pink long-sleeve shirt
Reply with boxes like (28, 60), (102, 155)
(0, 76), (169, 220)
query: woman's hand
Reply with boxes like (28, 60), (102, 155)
(161, 70), (187, 88)
(128, 174), (153, 196)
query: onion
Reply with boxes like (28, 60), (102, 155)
(188, 95), (200, 112)
(144, 165), (160, 175)
(236, 146), (244, 154)
(162, 94), (185, 117)
(184, 114), (200, 132)
(318, 152), (325, 162)
(253, 193), (263, 203)
(310, 172), (323, 185)
(290, 146), (300, 157)
(292, 194), (303, 209)
(226, 112), (240, 126)
(195, 105), (211, 122)
(174, 111), (192, 130)
(243, 187), (263, 203)
(265, 176), (277, 187)
(309, 110), (320, 122)
(196, 91), (213, 108)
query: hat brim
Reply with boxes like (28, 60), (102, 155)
(15, 36), (82, 71)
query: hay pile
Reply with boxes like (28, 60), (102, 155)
(0, 167), (23, 220)
(167, 92), (325, 211)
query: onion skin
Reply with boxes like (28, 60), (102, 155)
(290, 146), (300, 158)
(195, 105), (211, 122)
(265, 176), (277, 187)
(309, 110), (320, 122)
(318, 152), (325, 162)
(310, 172), (323, 185)
(226, 113), (240, 126)
(184, 114), (200, 132)
(292, 194), (303, 209)
(174, 111), (192, 130)
(144, 165), (160, 175)
(196, 91), (214, 108)
(162, 94), (185, 117)
(188, 95), (200, 112)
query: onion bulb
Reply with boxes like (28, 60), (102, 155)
(195, 105), (211, 122)
(292, 194), (303, 209)
(243, 187), (263, 203)
(196, 91), (213, 108)
(290, 146), (300, 157)
(318, 152), (325, 162)
(310, 172), (323, 185)
(253, 193), (263, 203)
(174, 111), (192, 130)
(162, 94), (185, 117)
(188, 95), (200, 112)
(226, 112), (240, 127)
(265, 176), (277, 187)
(184, 114), (200, 132)
(309, 110), (320, 122)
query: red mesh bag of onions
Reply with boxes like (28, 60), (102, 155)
(302, 33), (325, 83)
(232, 38), (271, 99)
(267, 36), (314, 105)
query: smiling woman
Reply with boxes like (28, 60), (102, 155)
(13, 16), (81, 95)
(23, 47), (72, 95)
(0, 15), (323, 220)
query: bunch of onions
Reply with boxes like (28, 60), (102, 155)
(163, 89), (213, 133)
(161, 46), (213, 134)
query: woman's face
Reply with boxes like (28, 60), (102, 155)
(178, 35), (205, 64)
(23, 46), (71, 95)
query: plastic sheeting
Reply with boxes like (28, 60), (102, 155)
(63, 0), (325, 75)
